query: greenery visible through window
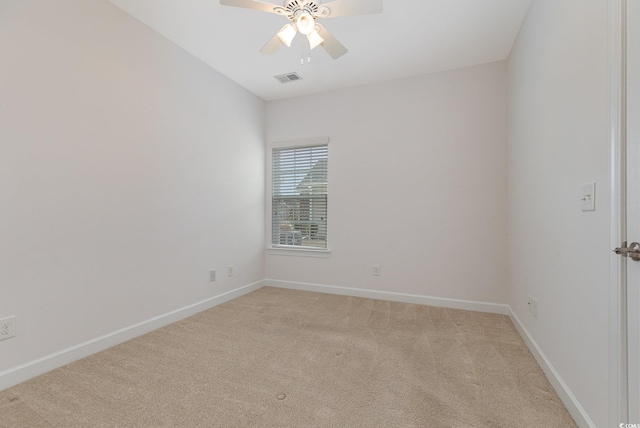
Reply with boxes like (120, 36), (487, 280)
(272, 144), (328, 249)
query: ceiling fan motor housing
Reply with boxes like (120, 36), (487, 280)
(274, 0), (330, 21)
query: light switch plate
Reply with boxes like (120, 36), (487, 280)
(581, 182), (596, 211)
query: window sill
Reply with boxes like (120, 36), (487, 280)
(267, 247), (331, 258)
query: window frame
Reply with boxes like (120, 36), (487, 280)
(267, 137), (330, 255)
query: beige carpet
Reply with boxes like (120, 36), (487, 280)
(0, 287), (576, 427)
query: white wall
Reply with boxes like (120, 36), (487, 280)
(507, 0), (610, 426)
(0, 0), (265, 374)
(265, 62), (508, 306)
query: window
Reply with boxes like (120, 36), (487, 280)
(271, 141), (328, 250)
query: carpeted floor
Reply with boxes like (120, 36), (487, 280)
(0, 287), (576, 427)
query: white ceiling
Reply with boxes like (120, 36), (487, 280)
(109, 0), (532, 101)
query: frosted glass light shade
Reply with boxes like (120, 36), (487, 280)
(307, 30), (324, 50)
(296, 12), (315, 35)
(277, 24), (297, 47)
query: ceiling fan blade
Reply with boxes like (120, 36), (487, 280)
(260, 32), (285, 55)
(220, 0), (281, 14)
(318, 0), (383, 18)
(316, 24), (348, 59)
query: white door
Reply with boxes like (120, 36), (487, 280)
(627, 0), (640, 421)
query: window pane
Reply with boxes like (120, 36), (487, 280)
(272, 144), (327, 249)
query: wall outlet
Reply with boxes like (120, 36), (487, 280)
(372, 265), (381, 276)
(532, 298), (538, 318)
(228, 265), (234, 277)
(0, 316), (16, 341)
(209, 270), (216, 282)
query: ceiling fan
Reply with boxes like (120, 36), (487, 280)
(220, 0), (383, 59)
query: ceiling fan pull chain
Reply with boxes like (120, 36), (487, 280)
(299, 36), (311, 65)
(305, 36), (311, 63)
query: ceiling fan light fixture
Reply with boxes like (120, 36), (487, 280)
(277, 24), (297, 47)
(307, 29), (324, 50)
(219, 0), (382, 61)
(296, 11), (315, 35)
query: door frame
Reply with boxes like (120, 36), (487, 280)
(610, 0), (628, 424)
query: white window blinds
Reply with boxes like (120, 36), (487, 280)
(272, 144), (328, 249)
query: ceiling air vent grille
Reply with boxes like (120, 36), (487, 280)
(274, 72), (302, 84)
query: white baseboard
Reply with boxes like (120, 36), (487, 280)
(265, 279), (509, 315)
(0, 280), (264, 392)
(508, 308), (595, 428)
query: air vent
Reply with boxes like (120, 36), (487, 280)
(274, 72), (302, 84)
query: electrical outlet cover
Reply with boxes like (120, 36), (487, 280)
(0, 316), (16, 341)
